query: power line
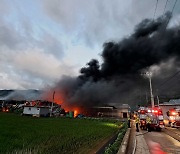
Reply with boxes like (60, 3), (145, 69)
(163, 0), (169, 15)
(163, 0), (177, 16)
(172, 0), (178, 14)
(153, 0), (159, 20)
(164, 0), (178, 31)
(157, 70), (180, 89)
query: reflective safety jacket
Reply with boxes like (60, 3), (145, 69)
(135, 117), (140, 123)
(146, 116), (151, 124)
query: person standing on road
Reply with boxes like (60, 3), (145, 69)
(135, 115), (140, 132)
(146, 115), (151, 132)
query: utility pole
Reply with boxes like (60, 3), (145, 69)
(50, 91), (55, 117)
(157, 95), (160, 106)
(147, 72), (155, 108)
(156, 89), (160, 106)
(146, 92), (149, 105)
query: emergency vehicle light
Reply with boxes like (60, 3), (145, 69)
(159, 121), (163, 125)
(158, 111), (162, 115)
(171, 112), (177, 116)
(148, 109), (151, 112)
(140, 110), (145, 114)
(169, 116), (175, 120)
(154, 110), (158, 113)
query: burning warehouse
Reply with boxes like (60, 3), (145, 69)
(82, 104), (130, 118)
(62, 104), (130, 119)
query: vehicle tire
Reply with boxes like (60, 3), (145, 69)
(156, 128), (161, 132)
(171, 122), (174, 128)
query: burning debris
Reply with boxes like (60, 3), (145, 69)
(0, 99), (65, 117)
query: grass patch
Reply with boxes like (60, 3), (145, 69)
(104, 123), (128, 154)
(0, 113), (121, 154)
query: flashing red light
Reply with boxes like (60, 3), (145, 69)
(158, 111), (162, 115)
(154, 110), (158, 113)
(140, 110), (145, 114)
(159, 121), (164, 125)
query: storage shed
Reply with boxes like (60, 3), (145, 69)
(116, 104), (131, 118)
(23, 106), (50, 117)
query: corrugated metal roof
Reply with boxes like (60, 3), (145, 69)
(160, 99), (180, 106)
(118, 104), (130, 109)
(169, 99), (180, 104)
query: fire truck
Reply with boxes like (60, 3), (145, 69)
(138, 107), (164, 131)
(138, 107), (147, 130)
(167, 108), (180, 128)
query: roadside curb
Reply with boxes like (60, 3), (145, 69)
(117, 128), (131, 154)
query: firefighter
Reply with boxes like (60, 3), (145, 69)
(146, 115), (151, 132)
(135, 115), (140, 132)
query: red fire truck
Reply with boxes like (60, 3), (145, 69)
(167, 108), (180, 128)
(138, 107), (164, 131)
(138, 107), (147, 130)
(147, 107), (164, 131)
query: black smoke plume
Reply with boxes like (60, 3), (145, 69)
(48, 13), (180, 108)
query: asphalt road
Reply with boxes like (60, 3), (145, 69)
(165, 127), (180, 136)
(143, 129), (180, 154)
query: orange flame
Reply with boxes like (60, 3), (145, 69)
(42, 90), (84, 117)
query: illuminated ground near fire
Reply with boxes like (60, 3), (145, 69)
(0, 113), (122, 154)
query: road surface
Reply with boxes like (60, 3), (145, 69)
(143, 128), (180, 154)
